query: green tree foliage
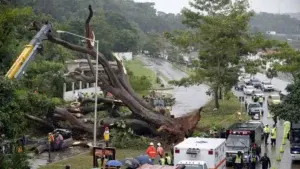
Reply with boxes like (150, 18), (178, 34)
(127, 69), (152, 94)
(167, 0), (270, 108)
(270, 73), (300, 122)
(265, 42), (300, 80)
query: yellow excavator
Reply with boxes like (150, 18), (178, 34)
(5, 23), (52, 80)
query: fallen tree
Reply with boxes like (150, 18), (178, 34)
(27, 5), (201, 143)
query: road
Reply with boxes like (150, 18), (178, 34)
(233, 73), (300, 169)
(139, 56), (211, 117)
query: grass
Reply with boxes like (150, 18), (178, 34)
(125, 59), (157, 85)
(39, 149), (144, 169)
(197, 93), (250, 131)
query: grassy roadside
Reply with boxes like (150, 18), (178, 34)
(197, 93), (250, 132)
(39, 149), (144, 169)
(125, 58), (157, 86)
(170, 62), (194, 76)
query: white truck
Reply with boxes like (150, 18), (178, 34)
(174, 138), (226, 169)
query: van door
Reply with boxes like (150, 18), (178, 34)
(203, 164), (208, 169)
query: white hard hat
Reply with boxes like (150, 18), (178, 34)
(157, 143), (161, 146)
(149, 142), (154, 146)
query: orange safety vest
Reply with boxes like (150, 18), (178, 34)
(146, 146), (157, 158)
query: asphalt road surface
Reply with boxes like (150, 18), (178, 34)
(233, 73), (300, 169)
(139, 56), (211, 117)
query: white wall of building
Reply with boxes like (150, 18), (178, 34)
(113, 52), (133, 61)
(63, 81), (103, 101)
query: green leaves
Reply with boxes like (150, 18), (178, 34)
(270, 73), (300, 122)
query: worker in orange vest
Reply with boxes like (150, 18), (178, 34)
(104, 127), (110, 147)
(146, 142), (157, 163)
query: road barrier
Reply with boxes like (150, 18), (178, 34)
(280, 145), (284, 153)
(276, 153), (281, 161)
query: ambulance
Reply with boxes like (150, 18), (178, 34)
(174, 138), (226, 169)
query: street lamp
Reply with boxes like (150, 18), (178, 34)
(57, 30), (99, 147)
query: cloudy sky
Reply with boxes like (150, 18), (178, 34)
(134, 0), (300, 14)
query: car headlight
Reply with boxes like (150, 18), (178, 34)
(292, 151), (300, 154)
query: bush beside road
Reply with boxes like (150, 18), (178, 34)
(196, 92), (250, 132)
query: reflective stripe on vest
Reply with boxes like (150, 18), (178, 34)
(160, 158), (165, 165)
(235, 156), (242, 164)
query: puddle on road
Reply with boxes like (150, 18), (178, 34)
(29, 146), (89, 169)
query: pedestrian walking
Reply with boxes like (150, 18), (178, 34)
(260, 153), (271, 169)
(157, 143), (164, 157)
(146, 142), (157, 163)
(248, 152), (259, 169)
(271, 125), (277, 146)
(165, 153), (172, 165)
(245, 100), (248, 111)
(103, 127), (110, 147)
(273, 115), (277, 126)
(264, 124), (270, 145)
(258, 96), (264, 107)
(232, 151), (243, 169)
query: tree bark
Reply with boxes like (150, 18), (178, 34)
(214, 88), (220, 109)
(30, 5), (200, 141)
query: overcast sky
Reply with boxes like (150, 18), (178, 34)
(134, 0), (300, 14)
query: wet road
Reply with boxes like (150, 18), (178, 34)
(139, 56), (211, 117)
(233, 73), (300, 169)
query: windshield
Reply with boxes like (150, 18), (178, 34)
(246, 86), (254, 89)
(263, 82), (271, 85)
(248, 103), (260, 108)
(271, 95), (280, 100)
(252, 80), (259, 82)
(226, 135), (250, 147)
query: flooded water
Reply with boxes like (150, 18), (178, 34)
(140, 57), (211, 117)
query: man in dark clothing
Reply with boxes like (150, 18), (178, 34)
(245, 101), (248, 111)
(260, 153), (271, 169)
(273, 115), (278, 126)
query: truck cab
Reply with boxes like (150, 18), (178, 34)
(176, 160), (208, 169)
(290, 122), (300, 161)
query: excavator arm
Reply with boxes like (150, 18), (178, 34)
(5, 23), (52, 80)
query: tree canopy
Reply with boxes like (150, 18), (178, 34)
(166, 0), (273, 108)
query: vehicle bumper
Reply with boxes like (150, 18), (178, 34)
(263, 88), (274, 91)
(291, 153), (300, 161)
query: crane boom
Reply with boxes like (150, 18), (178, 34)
(5, 23), (52, 80)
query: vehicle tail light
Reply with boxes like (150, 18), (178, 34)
(208, 149), (213, 155)
(175, 148), (180, 153)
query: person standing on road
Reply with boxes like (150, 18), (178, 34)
(157, 143), (164, 157)
(260, 153), (271, 169)
(284, 121), (291, 139)
(233, 151), (243, 169)
(248, 152), (259, 169)
(271, 125), (277, 146)
(264, 124), (270, 145)
(273, 115), (277, 126)
(258, 96), (264, 107)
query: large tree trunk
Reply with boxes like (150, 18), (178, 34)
(29, 5), (200, 142)
(214, 88), (220, 109)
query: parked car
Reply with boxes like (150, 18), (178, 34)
(243, 85), (255, 95)
(251, 89), (265, 100)
(247, 102), (264, 116)
(250, 79), (261, 88)
(267, 94), (281, 106)
(260, 81), (274, 91)
(234, 81), (245, 91)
